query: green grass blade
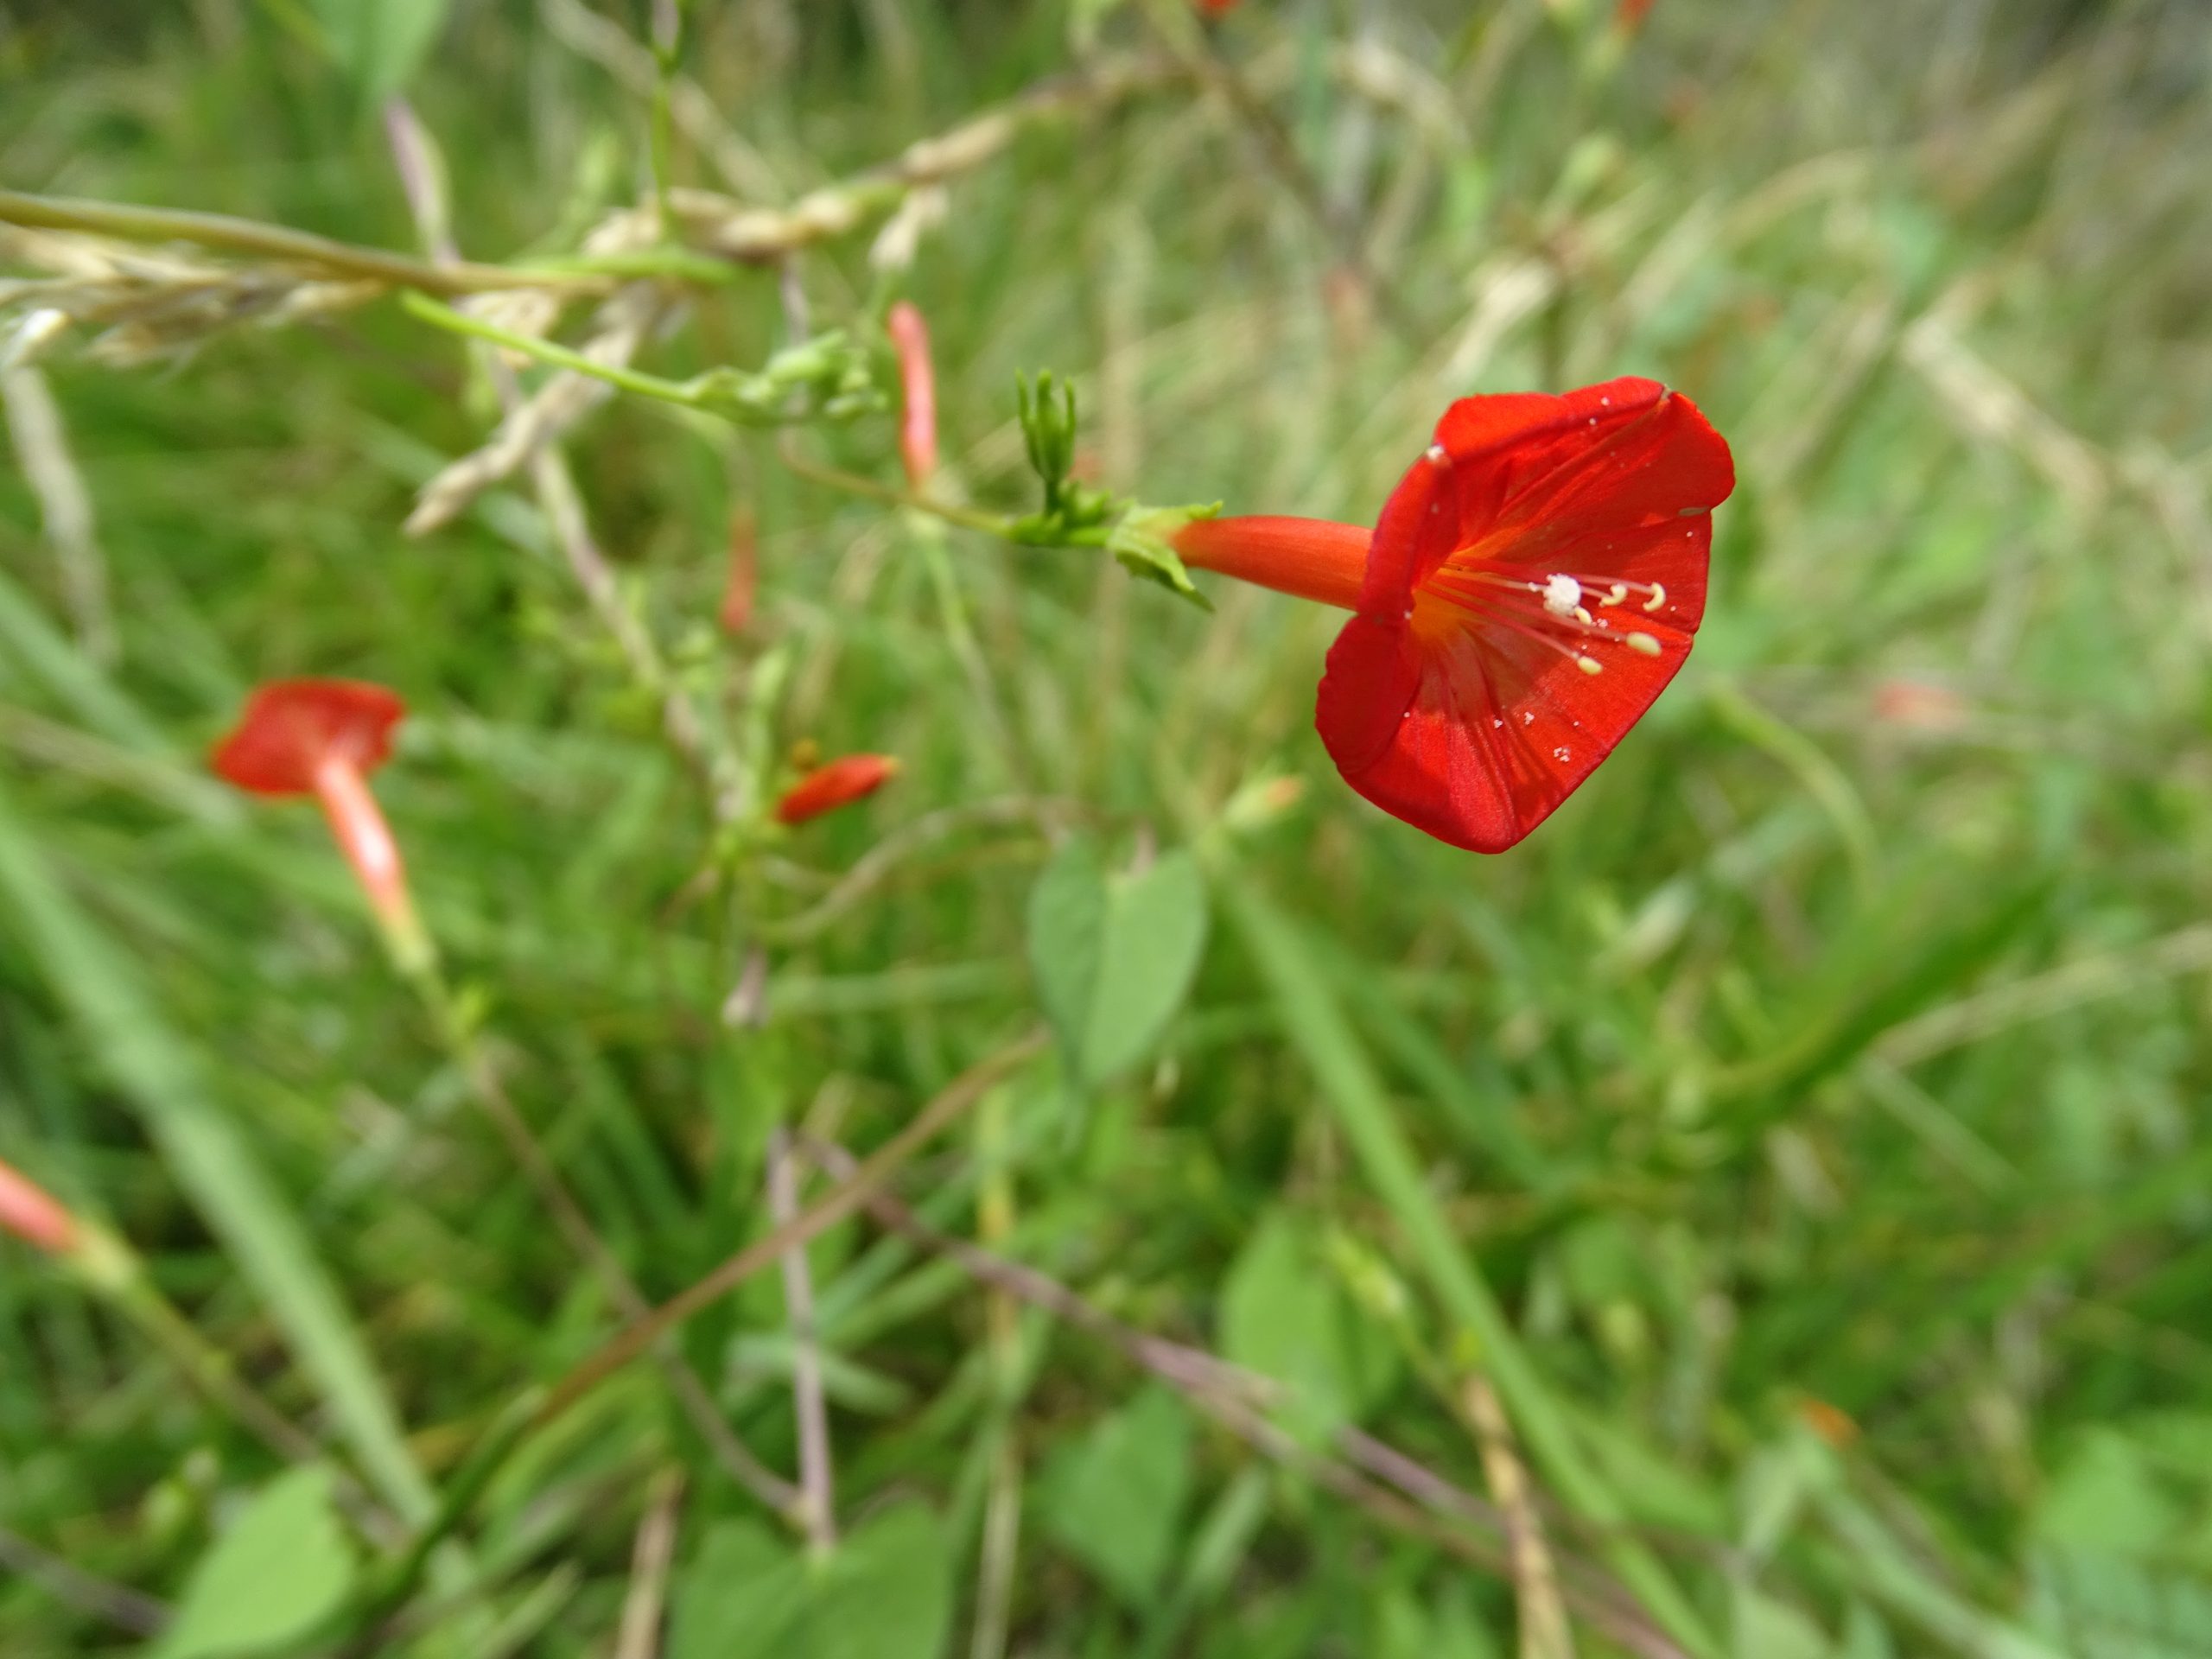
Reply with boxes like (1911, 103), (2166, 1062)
(0, 775), (435, 1522)
(1219, 873), (1719, 1658)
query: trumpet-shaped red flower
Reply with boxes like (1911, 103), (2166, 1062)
(212, 678), (432, 967)
(887, 301), (938, 492)
(1173, 378), (1733, 851)
(775, 753), (899, 826)
(0, 1155), (78, 1255)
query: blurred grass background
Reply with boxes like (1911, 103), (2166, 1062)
(4, 0), (2212, 1655)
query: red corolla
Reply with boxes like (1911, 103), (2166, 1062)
(775, 754), (900, 827)
(212, 678), (432, 967)
(1173, 378), (1734, 851)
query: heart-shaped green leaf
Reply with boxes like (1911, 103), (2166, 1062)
(1027, 837), (1208, 1088)
(154, 1466), (356, 1659)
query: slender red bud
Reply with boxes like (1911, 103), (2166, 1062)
(721, 511), (759, 637)
(887, 301), (938, 491)
(0, 1156), (79, 1255)
(775, 754), (899, 826)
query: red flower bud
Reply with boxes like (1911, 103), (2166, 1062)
(0, 1156), (78, 1255)
(721, 511), (759, 637)
(774, 754), (899, 826)
(887, 301), (938, 492)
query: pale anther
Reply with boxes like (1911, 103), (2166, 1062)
(1601, 582), (1629, 607)
(1642, 582), (1667, 613)
(1575, 655), (1603, 676)
(1625, 632), (1662, 656)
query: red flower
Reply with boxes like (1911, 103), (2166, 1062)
(212, 678), (432, 967)
(0, 1155), (78, 1255)
(887, 301), (938, 492)
(1173, 378), (1733, 851)
(775, 754), (899, 826)
(1197, 0), (1242, 13)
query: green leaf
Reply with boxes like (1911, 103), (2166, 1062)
(310, 0), (451, 100)
(154, 1467), (355, 1659)
(1220, 1210), (1397, 1440)
(1027, 838), (1209, 1088)
(1039, 1387), (1192, 1607)
(1729, 1583), (1834, 1659)
(1106, 505), (1217, 611)
(1219, 875), (1717, 1656)
(2033, 1430), (2183, 1557)
(666, 1501), (952, 1659)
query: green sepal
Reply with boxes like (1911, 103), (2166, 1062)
(1107, 502), (1219, 611)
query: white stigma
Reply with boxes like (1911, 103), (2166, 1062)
(1541, 574), (1582, 617)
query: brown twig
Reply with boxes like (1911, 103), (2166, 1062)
(612, 1468), (684, 1659)
(1461, 1372), (1577, 1659)
(0, 1522), (169, 1637)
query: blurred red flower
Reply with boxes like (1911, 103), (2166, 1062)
(775, 754), (899, 826)
(213, 678), (430, 965)
(0, 1155), (78, 1255)
(1197, 0), (1242, 13)
(1618, 0), (1657, 28)
(1173, 378), (1734, 851)
(887, 301), (938, 492)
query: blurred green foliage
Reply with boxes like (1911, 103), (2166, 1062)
(4, 1), (2212, 1656)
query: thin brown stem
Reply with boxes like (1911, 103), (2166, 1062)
(612, 1468), (684, 1659)
(0, 1522), (169, 1637)
(1462, 1372), (1578, 1659)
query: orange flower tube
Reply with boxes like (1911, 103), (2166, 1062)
(212, 678), (433, 970)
